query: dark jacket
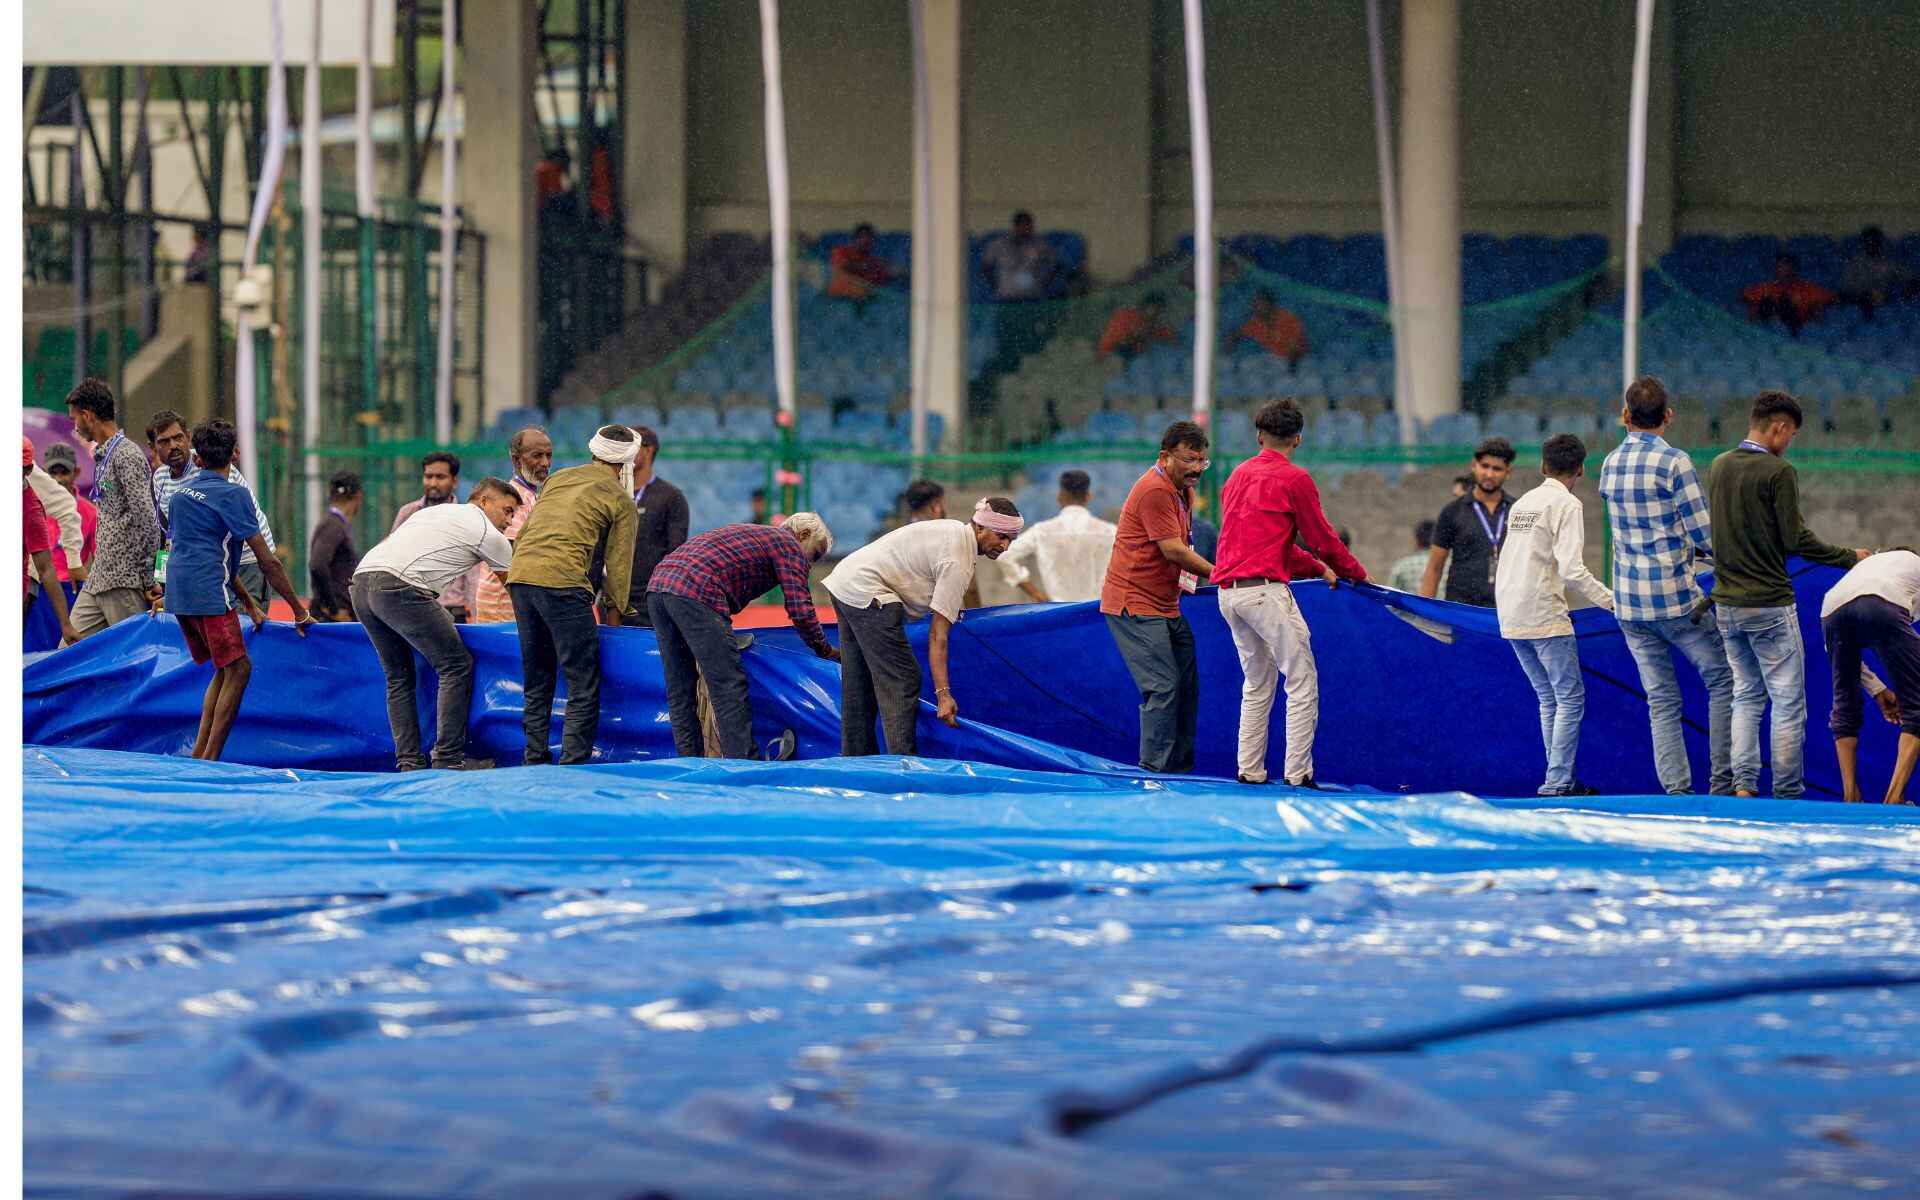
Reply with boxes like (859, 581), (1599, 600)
(625, 476), (690, 621)
(308, 509), (361, 619)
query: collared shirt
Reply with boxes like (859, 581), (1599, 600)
(505, 463), (639, 615)
(1431, 489), (1514, 607)
(85, 432), (164, 594)
(1599, 431), (1714, 622)
(165, 472), (262, 616)
(1706, 445), (1855, 608)
(1101, 467), (1193, 620)
(26, 465), (82, 565)
(626, 475), (690, 612)
(359, 503), (513, 596)
(824, 518), (977, 623)
(1494, 477), (1614, 639)
(1213, 448), (1367, 587)
(649, 522), (832, 657)
(392, 494), (474, 611)
(997, 504), (1118, 603)
(470, 475), (539, 622)
(155, 464), (274, 567)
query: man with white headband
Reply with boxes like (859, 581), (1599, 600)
(824, 496), (1024, 756)
(504, 425), (641, 765)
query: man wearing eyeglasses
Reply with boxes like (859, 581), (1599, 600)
(1100, 420), (1216, 774)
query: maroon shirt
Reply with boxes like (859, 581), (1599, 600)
(1212, 448), (1367, 586)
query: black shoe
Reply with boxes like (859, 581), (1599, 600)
(443, 757), (496, 771)
(396, 762), (429, 773)
(1236, 774), (1273, 786)
(1565, 782), (1601, 796)
(1286, 775), (1321, 790)
(764, 730), (797, 761)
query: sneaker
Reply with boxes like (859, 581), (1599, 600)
(764, 729), (797, 761)
(734, 631), (756, 653)
(1236, 774), (1273, 786)
(443, 758), (496, 772)
(1285, 775), (1321, 790)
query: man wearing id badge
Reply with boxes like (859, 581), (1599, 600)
(1101, 421), (1216, 774)
(1421, 436), (1516, 607)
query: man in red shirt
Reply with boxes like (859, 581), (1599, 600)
(829, 223), (895, 305)
(1213, 399), (1367, 787)
(1100, 420), (1216, 773)
(1097, 293), (1176, 360)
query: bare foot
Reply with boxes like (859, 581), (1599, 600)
(1843, 791), (1864, 803)
(1886, 796), (1915, 806)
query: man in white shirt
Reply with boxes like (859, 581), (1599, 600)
(1495, 435), (1615, 796)
(823, 497), (1023, 756)
(350, 477), (520, 771)
(1819, 547), (1920, 804)
(998, 470), (1117, 604)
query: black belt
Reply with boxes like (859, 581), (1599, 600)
(1220, 577), (1278, 589)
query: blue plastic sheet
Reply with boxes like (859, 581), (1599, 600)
(24, 560), (1903, 795)
(23, 747), (1920, 1196)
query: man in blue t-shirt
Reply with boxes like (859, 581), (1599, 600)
(164, 420), (316, 760)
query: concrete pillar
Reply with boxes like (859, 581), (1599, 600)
(625, 0), (688, 304)
(462, 0), (538, 422)
(1398, 0), (1461, 431)
(913, 0), (966, 449)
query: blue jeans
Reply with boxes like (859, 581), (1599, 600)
(1716, 604), (1806, 797)
(1509, 635), (1585, 794)
(1619, 616), (1735, 795)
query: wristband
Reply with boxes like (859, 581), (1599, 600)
(935, 687), (952, 696)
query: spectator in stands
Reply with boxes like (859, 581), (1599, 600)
(470, 427), (552, 624)
(1101, 421), (1215, 774)
(148, 409), (274, 608)
(1388, 521), (1437, 593)
(1741, 252), (1835, 337)
(1421, 437), (1516, 607)
(1600, 377), (1734, 795)
(309, 472), (365, 622)
(66, 378), (162, 641)
(749, 487), (770, 525)
(1214, 399), (1368, 789)
(903, 479), (947, 523)
(998, 469), (1117, 603)
(623, 426), (690, 627)
(1707, 391), (1868, 798)
(535, 148), (575, 216)
(24, 438), (79, 647)
(1821, 547), (1918, 805)
(353, 477), (522, 772)
(824, 498), (1023, 756)
(1097, 293), (1176, 361)
(1496, 434), (1614, 797)
(829, 223), (896, 307)
(36, 443), (90, 587)
(1841, 226), (1917, 321)
(166, 420), (314, 761)
(1228, 290), (1309, 369)
(648, 514), (841, 761)
(980, 211), (1063, 379)
(389, 451), (471, 621)
(506, 425), (641, 765)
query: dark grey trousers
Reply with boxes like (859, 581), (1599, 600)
(351, 571), (475, 769)
(509, 583), (602, 765)
(1106, 611), (1200, 774)
(832, 596), (923, 757)
(648, 591), (756, 759)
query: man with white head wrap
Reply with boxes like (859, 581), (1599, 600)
(647, 512), (840, 760)
(503, 425), (642, 765)
(823, 497), (1024, 756)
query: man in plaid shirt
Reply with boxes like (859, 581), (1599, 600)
(647, 513), (839, 759)
(1599, 377), (1734, 794)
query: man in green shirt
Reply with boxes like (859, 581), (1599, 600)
(505, 425), (642, 764)
(1707, 391), (1868, 798)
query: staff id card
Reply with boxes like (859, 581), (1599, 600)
(1178, 570), (1199, 594)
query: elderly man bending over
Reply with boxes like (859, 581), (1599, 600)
(824, 498), (1023, 756)
(647, 513), (840, 761)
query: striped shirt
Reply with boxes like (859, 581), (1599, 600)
(155, 465), (275, 567)
(1598, 431), (1712, 622)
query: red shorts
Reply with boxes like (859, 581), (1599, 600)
(179, 610), (248, 669)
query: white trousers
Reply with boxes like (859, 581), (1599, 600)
(1219, 581), (1319, 784)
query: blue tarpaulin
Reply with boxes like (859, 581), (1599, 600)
(24, 561), (1904, 796)
(22, 747), (1920, 1196)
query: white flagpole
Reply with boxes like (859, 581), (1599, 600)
(1367, 0), (1413, 440)
(356, 0), (376, 218)
(908, 0), (933, 462)
(302, 0), (323, 544)
(1181, 0), (1214, 428)
(435, 0), (458, 442)
(1622, 0), (1656, 389)
(236, 0), (290, 489)
(758, 0), (797, 432)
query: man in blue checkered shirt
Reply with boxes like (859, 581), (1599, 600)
(1599, 377), (1734, 795)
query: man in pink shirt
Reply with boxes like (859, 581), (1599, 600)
(470, 428), (552, 623)
(41, 442), (97, 583)
(1212, 398), (1367, 788)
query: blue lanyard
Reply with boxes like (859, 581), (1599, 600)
(1471, 496), (1506, 547)
(512, 474), (540, 496)
(1737, 439), (1769, 454)
(90, 432), (124, 503)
